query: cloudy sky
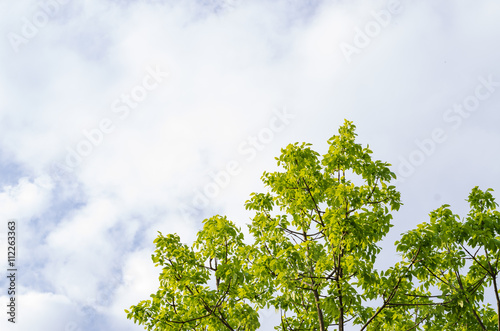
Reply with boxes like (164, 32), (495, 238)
(0, 0), (499, 330)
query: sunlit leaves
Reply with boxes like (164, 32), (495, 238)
(126, 120), (499, 331)
(396, 187), (500, 330)
(244, 120), (404, 330)
(126, 216), (260, 330)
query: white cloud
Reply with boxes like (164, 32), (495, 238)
(0, 0), (499, 330)
(0, 291), (83, 330)
(0, 176), (53, 220)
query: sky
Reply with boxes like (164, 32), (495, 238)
(0, 0), (499, 330)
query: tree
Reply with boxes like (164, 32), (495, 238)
(394, 187), (500, 330)
(125, 120), (500, 330)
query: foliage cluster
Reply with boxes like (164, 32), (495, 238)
(126, 120), (500, 330)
